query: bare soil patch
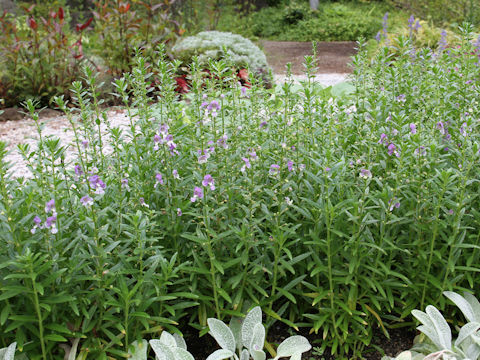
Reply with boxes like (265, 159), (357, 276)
(260, 40), (357, 75)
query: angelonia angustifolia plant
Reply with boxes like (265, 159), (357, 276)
(383, 291), (480, 360)
(1, 23), (480, 359)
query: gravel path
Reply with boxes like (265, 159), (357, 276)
(0, 74), (348, 178)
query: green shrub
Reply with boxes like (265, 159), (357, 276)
(172, 30), (270, 75)
(1, 26), (480, 360)
(0, 7), (88, 107)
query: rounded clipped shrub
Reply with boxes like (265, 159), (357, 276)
(172, 31), (270, 76)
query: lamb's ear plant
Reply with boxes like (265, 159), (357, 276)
(206, 306), (311, 360)
(384, 291), (480, 360)
(0, 342), (16, 360)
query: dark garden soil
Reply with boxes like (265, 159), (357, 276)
(259, 40), (357, 75)
(181, 322), (415, 360)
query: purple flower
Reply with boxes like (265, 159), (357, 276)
(249, 149), (258, 160)
(387, 143), (399, 157)
(177, 208), (182, 216)
(437, 121), (446, 134)
(241, 87), (247, 96)
(396, 94), (406, 103)
(45, 199), (55, 214)
(287, 160), (294, 172)
(388, 198), (400, 211)
(382, 12), (389, 38)
(202, 174), (215, 190)
(198, 150), (210, 164)
(259, 121), (268, 129)
(325, 167), (331, 172)
(241, 157), (251, 173)
(139, 197), (149, 208)
(359, 169), (372, 179)
(121, 178), (130, 191)
(80, 195), (93, 207)
(414, 146), (426, 156)
(439, 29), (447, 50)
(378, 133), (388, 144)
(299, 164), (306, 171)
(460, 122), (468, 137)
(448, 209), (454, 215)
(172, 169), (180, 179)
(31, 215), (42, 234)
(159, 124), (169, 135)
(375, 31), (382, 43)
(191, 186), (204, 203)
(217, 135), (228, 149)
(409, 123), (417, 134)
(154, 173), (164, 188)
(82, 139), (89, 148)
(269, 164), (280, 176)
(207, 100), (220, 113)
(89, 175), (106, 194)
(74, 165), (83, 178)
(45, 215), (57, 234)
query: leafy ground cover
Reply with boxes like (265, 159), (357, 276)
(1, 22), (480, 360)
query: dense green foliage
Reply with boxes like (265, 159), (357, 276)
(1, 24), (480, 359)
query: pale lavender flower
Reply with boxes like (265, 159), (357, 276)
(202, 174), (215, 190)
(285, 197), (293, 206)
(460, 122), (468, 137)
(31, 215), (42, 234)
(437, 121), (446, 134)
(82, 139), (89, 148)
(74, 165), (83, 179)
(121, 178), (130, 191)
(375, 31), (382, 43)
(414, 146), (426, 156)
(198, 150), (210, 164)
(45, 199), (55, 214)
(241, 157), (251, 173)
(89, 175), (106, 194)
(159, 123), (169, 135)
(396, 94), (406, 103)
(154, 173), (164, 188)
(382, 12), (389, 39)
(359, 169), (372, 179)
(388, 143), (399, 157)
(259, 121), (268, 129)
(191, 186), (204, 203)
(378, 133), (388, 144)
(241, 87), (247, 96)
(269, 164), (280, 176)
(45, 215), (57, 234)
(80, 195), (93, 207)
(409, 123), (417, 134)
(287, 160), (294, 172)
(177, 208), (182, 216)
(299, 164), (306, 171)
(217, 135), (228, 149)
(249, 149), (258, 160)
(207, 100), (220, 112)
(439, 30), (447, 50)
(448, 209), (454, 215)
(220, 94), (225, 99)
(139, 197), (149, 208)
(392, 128), (399, 136)
(325, 167), (331, 172)
(172, 169), (180, 179)
(389, 198), (400, 211)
